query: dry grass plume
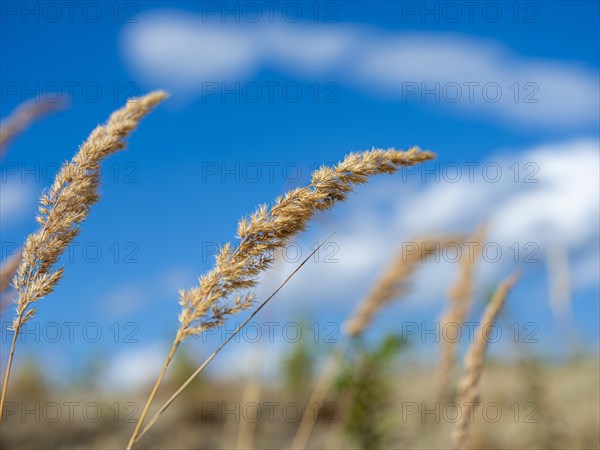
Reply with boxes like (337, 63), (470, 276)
(177, 148), (435, 342)
(0, 91), (167, 418)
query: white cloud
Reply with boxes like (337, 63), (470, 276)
(101, 344), (168, 391)
(261, 22), (360, 77)
(122, 12), (261, 92)
(353, 33), (599, 127)
(0, 178), (36, 228)
(490, 143), (599, 247)
(120, 10), (599, 128)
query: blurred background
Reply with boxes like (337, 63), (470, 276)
(1, 1), (598, 448)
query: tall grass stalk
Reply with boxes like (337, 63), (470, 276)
(127, 148), (434, 448)
(0, 91), (167, 418)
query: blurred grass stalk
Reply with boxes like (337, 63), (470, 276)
(453, 273), (519, 450)
(235, 347), (263, 450)
(292, 235), (464, 449)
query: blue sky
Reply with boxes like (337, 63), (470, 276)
(0, 1), (598, 386)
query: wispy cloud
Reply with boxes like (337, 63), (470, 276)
(101, 343), (168, 391)
(0, 178), (36, 229)
(120, 10), (599, 128)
